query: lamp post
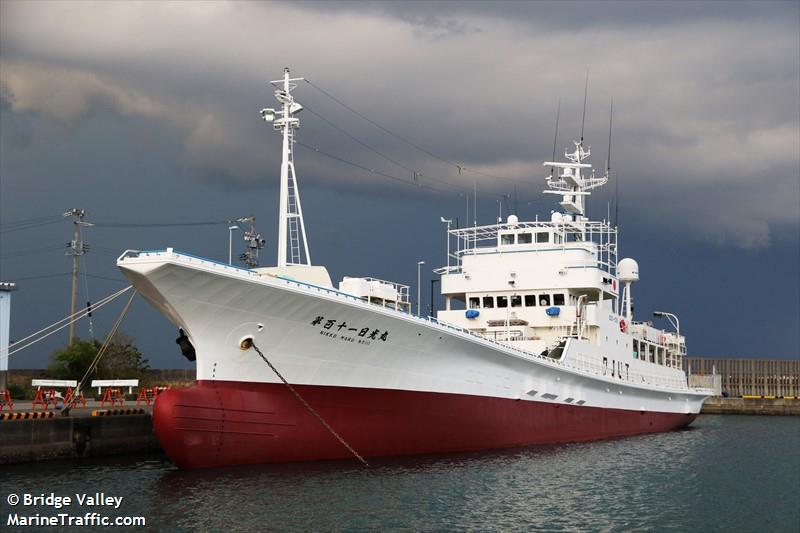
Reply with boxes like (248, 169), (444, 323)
(653, 310), (680, 338)
(653, 310), (683, 363)
(417, 261), (425, 317)
(440, 217), (452, 270)
(228, 224), (240, 265)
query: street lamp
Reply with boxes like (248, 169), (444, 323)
(228, 224), (240, 265)
(653, 310), (680, 338)
(653, 310), (683, 363)
(440, 217), (452, 270)
(417, 261), (425, 317)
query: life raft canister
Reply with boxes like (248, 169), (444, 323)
(619, 318), (628, 333)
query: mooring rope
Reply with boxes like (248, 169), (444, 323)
(247, 340), (369, 467)
(62, 290), (137, 415)
(8, 285), (133, 356)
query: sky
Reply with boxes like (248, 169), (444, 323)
(1, 0), (798, 369)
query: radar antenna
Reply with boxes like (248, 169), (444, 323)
(261, 67), (311, 267)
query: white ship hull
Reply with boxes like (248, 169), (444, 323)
(119, 249), (708, 468)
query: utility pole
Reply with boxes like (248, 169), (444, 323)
(64, 209), (91, 345)
(238, 216), (265, 269)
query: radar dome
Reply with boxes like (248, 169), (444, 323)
(551, 212), (563, 223)
(618, 258), (639, 283)
(506, 214), (519, 225)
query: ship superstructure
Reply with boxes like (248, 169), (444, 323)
(118, 70), (710, 469)
(435, 139), (687, 389)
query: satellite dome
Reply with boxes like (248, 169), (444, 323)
(551, 212), (563, 223)
(617, 258), (639, 283)
(507, 214), (519, 225)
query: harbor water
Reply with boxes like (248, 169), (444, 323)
(1, 415), (798, 532)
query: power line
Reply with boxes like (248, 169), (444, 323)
(6, 272), (127, 283)
(92, 220), (228, 228)
(0, 214), (62, 227)
(0, 216), (63, 234)
(6, 272), (71, 282)
(0, 244), (66, 260)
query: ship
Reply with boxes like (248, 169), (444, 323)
(118, 68), (711, 469)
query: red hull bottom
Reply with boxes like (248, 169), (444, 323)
(153, 380), (697, 469)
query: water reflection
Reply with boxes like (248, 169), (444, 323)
(2, 416), (798, 532)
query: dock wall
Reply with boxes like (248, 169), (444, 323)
(700, 397), (800, 416)
(0, 414), (158, 464)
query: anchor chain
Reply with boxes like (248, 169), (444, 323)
(246, 340), (369, 467)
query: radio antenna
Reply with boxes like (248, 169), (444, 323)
(606, 97), (613, 177)
(580, 69), (589, 143)
(614, 171), (620, 228)
(549, 98), (561, 179)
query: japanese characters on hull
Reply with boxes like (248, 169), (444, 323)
(311, 315), (389, 345)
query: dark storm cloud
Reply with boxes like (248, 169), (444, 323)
(2, 1), (796, 248)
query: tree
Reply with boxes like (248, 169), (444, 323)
(48, 340), (98, 380)
(96, 332), (150, 379)
(48, 332), (150, 381)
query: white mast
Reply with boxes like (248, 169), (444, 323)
(542, 140), (608, 237)
(261, 67), (311, 267)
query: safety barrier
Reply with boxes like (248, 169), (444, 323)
(91, 408), (146, 417)
(0, 390), (13, 411)
(64, 387), (87, 407)
(135, 387), (161, 406)
(32, 388), (57, 410)
(100, 388), (125, 407)
(1, 411), (55, 421)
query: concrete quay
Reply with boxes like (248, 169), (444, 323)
(0, 401), (158, 465)
(700, 397), (800, 415)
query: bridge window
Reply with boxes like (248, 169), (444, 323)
(497, 296), (508, 308)
(633, 339), (639, 359)
(468, 297), (480, 309)
(536, 232), (549, 243)
(553, 293), (565, 306)
(511, 295), (522, 307)
(525, 294), (536, 307)
(539, 294), (551, 306)
(483, 296), (494, 308)
(554, 234), (563, 244)
(518, 233), (532, 244)
(501, 233), (514, 245)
